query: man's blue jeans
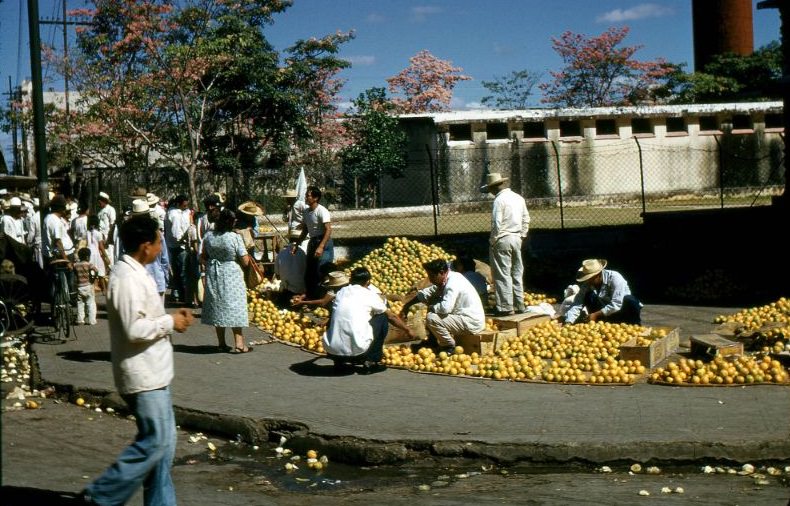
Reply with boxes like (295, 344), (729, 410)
(85, 386), (177, 506)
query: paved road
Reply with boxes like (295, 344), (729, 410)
(25, 300), (790, 465)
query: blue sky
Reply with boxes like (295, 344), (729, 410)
(0, 0), (782, 171)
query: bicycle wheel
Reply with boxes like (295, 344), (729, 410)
(53, 273), (72, 340)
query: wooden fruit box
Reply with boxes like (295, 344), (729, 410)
(492, 312), (552, 337)
(690, 334), (744, 358)
(619, 327), (680, 368)
(457, 328), (517, 356)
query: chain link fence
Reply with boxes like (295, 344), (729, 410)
(73, 133), (785, 240)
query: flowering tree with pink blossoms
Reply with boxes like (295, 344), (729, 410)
(540, 27), (674, 108)
(386, 50), (471, 113)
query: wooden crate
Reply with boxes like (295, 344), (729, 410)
(619, 327), (680, 368)
(457, 328), (517, 356)
(492, 312), (552, 336)
(690, 334), (744, 358)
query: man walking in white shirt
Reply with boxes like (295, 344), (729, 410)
(81, 214), (193, 506)
(481, 172), (530, 317)
(97, 191), (117, 266)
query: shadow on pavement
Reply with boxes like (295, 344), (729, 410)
(57, 350), (111, 362)
(1, 486), (81, 505)
(289, 357), (356, 377)
(172, 343), (226, 355)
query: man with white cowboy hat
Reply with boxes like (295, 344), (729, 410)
(97, 190), (117, 264)
(146, 192), (166, 230)
(1, 196), (27, 244)
(562, 258), (642, 325)
(480, 172), (530, 317)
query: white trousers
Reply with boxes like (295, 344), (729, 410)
(490, 234), (525, 312)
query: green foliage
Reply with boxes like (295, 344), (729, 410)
(671, 42), (781, 103)
(340, 88), (407, 207)
(481, 70), (541, 109)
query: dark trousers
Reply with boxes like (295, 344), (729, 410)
(168, 247), (187, 303)
(305, 236), (334, 299)
(585, 291), (642, 325)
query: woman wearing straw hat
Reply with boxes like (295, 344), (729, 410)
(480, 172), (530, 317)
(562, 259), (642, 325)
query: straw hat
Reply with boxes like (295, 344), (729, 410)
(288, 229), (302, 241)
(8, 196), (22, 208)
(146, 192), (159, 206)
(98, 191), (111, 202)
(480, 172), (509, 192)
(131, 199), (151, 215)
(576, 259), (607, 282)
(284, 188), (298, 199)
(237, 201), (264, 217)
(128, 187), (147, 200)
(322, 271), (350, 288)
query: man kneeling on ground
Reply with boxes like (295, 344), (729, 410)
(562, 258), (642, 325)
(400, 259), (486, 354)
(323, 267), (414, 373)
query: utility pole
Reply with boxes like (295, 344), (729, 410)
(27, 0), (49, 210)
(2, 77), (21, 174)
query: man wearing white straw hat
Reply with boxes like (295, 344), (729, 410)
(97, 191), (117, 267)
(1, 197), (26, 244)
(562, 258), (642, 325)
(480, 172), (530, 317)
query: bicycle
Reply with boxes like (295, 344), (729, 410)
(50, 259), (73, 341)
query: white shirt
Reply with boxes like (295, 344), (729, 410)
(286, 200), (307, 231)
(152, 204), (166, 230)
(2, 214), (25, 243)
(71, 214), (88, 242)
(275, 244), (306, 293)
(303, 204), (330, 238)
(323, 284), (387, 357)
(107, 255), (175, 395)
(97, 204), (117, 242)
(490, 188), (530, 245)
(417, 271), (486, 331)
(43, 212), (74, 259)
(27, 210), (41, 247)
(165, 208), (190, 248)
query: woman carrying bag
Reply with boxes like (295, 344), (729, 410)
(200, 208), (252, 354)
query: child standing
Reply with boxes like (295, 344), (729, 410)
(74, 247), (99, 325)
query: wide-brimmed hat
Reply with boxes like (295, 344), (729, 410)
(322, 271), (349, 288)
(8, 196), (22, 208)
(98, 191), (111, 202)
(128, 187), (147, 200)
(288, 229), (302, 241)
(131, 199), (151, 215)
(237, 201), (264, 217)
(146, 192), (159, 206)
(480, 172), (509, 192)
(284, 188), (298, 199)
(576, 259), (607, 282)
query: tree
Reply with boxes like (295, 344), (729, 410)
(340, 87), (407, 208)
(386, 50), (471, 113)
(481, 70), (542, 109)
(59, 0), (352, 207)
(540, 26), (674, 108)
(670, 42), (781, 103)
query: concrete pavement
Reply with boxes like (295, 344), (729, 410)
(30, 302), (790, 465)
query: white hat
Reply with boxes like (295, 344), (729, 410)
(480, 172), (509, 192)
(98, 191), (111, 202)
(131, 199), (150, 215)
(576, 259), (608, 282)
(67, 201), (78, 212)
(9, 196), (22, 208)
(284, 188), (298, 199)
(146, 192), (159, 206)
